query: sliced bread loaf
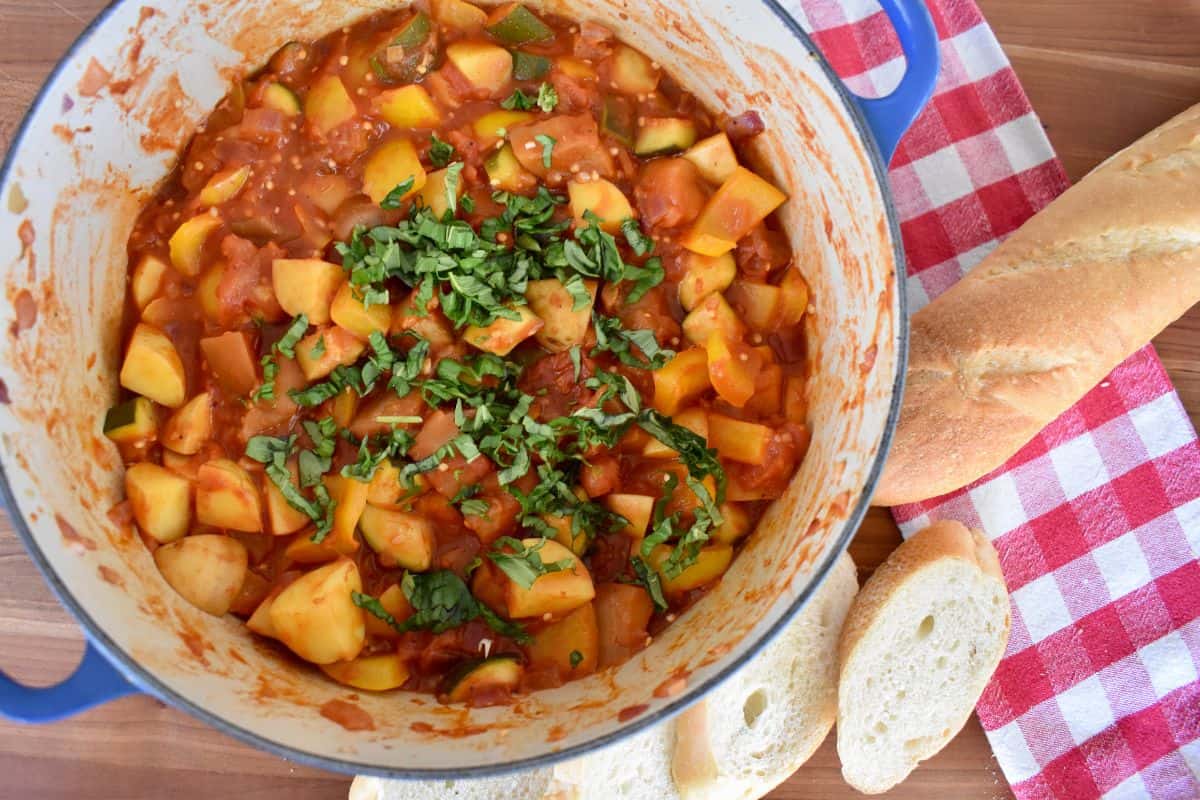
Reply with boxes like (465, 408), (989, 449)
(837, 520), (1010, 794)
(348, 769), (554, 800)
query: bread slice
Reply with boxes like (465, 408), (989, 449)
(348, 770), (553, 800)
(836, 521), (1010, 794)
(671, 552), (859, 799)
(546, 722), (679, 800)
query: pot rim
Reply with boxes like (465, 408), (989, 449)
(0, 0), (909, 780)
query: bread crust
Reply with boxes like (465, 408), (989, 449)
(875, 103), (1200, 505)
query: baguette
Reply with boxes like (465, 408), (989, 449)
(874, 102), (1200, 506)
(837, 521), (1010, 794)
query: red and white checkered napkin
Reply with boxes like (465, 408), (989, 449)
(785, 1), (1200, 797)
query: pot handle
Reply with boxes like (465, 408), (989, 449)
(0, 640), (139, 723)
(845, 0), (940, 164)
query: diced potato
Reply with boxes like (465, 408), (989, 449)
(678, 252), (736, 311)
(463, 305), (543, 356)
(196, 262), (225, 322)
(683, 133), (738, 185)
(130, 254), (168, 310)
(528, 602), (599, 677)
(604, 494), (655, 541)
(305, 74), (357, 134)
(296, 326), (367, 381)
(272, 258), (343, 324)
(711, 502), (752, 544)
(168, 214), (221, 276)
(125, 462), (191, 544)
(321, 653), (410, 691)
(649, 543), (733, 596)
(643, 407), (708, 458)
(541, 512), (586, 557)
(745, 362), (783, 416)
(199, 331), (259, 397)
(473, 109), (534, 146)
(358, 504), (434, 570)
(198, 165), (251, 206)
(504, 538), (596, 619)
(594, 582), (653, 667)
(266, 460), (311, 536)
(269, 559), (366, 664)
(681, 167), (787, 257)
(682, 292), (747, 346)
(103, 396), (158, 446)
(154, 534), (249, 616)
(557, 56), (596, 81)
(418, 166), (465, 218)
(784, 375), (807, 425)
(524, 278), (596, 353)
(392, 294), (456, 348)
(324, 474), (368, 556)
(708, 412), (771, 464)
(374, 84), (441, 128)
(196, 458), (263, 532)
(247, 591), (279, 638)
(161, 392), (212, 455)
(363, 583), (413, 639)
(727, 280), (784, 332)
(301, 174), (354, 216)
(120, 323), (187, 408)
(329, 283), (391, 340)
(706, 333), (762, 408)
(445, 41), (513, 95)
(330, 387), (359, 430)
(432, 0), (487, 31)
(284, 535), (342, 565)
(778, 268), (809, 326)
(609, 44), (659, 94)
(567, 179), (634, 233)
(651, 347), (710, 416)
(484, 143), (536, 193)
(362, 139), (427, 205)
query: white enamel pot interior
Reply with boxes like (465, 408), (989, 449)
(0, 0), (906, 777)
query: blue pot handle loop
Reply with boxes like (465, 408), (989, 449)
(0, 640), (139, 723)
(847, 0), (940, 164)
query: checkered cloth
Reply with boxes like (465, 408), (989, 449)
(784, 1), (1200, 798)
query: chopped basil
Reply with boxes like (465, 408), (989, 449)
(429, 133), (455, 168)
(487, 536), (573, 589)
(534, 133), (555, 169)
(444, 161), (465, 215)
(500, 87), (535, 111)
(621, 218), (655, 256)
(591, 313), (674, 370)
(380, 176), (416, 209)
(536, 82), (558, 112)
(569, 650), (583, 669)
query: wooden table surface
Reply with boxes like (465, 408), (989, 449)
(1, 1), (1198, 797)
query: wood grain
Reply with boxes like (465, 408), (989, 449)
(0, 1), (1196, 798)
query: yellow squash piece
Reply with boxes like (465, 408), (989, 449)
(504, 538), (596, 619)
(643, 407), (708, 458)
(120, 323), (187, 408)
(604, 494), (655, 542)
(681, 167), (787, 257)
(323, 474), (367, 555)
(358, 504), (434, 570)
(650, 347), (710, 416)
(557, 56), (596, 81)
(712, 502), (752, 545)
(269, 559), (366, 664)
(362, 139), (427, 205)
(125, 462), (191, 544)
(374, 84), (441, 128)
(778, 268), (810, 326)
(445, 41), (513, 95)
(649, 543), (733, 596)
(418, 166), (465, 218)
(528, 602), (599, 677)
(154, 534), (248, 616)
(363, 583), (413, 639)
(609, 44), (659, 94)
(330, 282), (392, 340)
(682, 292), (747, 346)
(130, 254), (168, 311)
(198, 165), (251, 207)
(168, 214), (221, 276)
(321, 653), (410, 691)
(196, 262), (225, 322)
(305, 74), (357, 134)
(296, 326), (367, 381)
(266, 460), (311, 536)
(161, 392), (212, 455)
(332, 386), (360, 429)
(727, 280), (784, 332)
(682, 133), (738, 185)
(272, 258), (344, 324)
(473, 110), (534, 146)
(484, 143), (536, 193)
(196, 458), (263, 532)
(463, 305), (543, 356)
(567, 179), (634, 233)
(524, 278), (596, 353)
(706, 333), (761, 408)
(677, 252), (736, 311)
(708, 412), (772, 464)
(262, 82), (301, 116)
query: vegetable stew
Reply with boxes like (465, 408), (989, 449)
(110, 0), (812, 706)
